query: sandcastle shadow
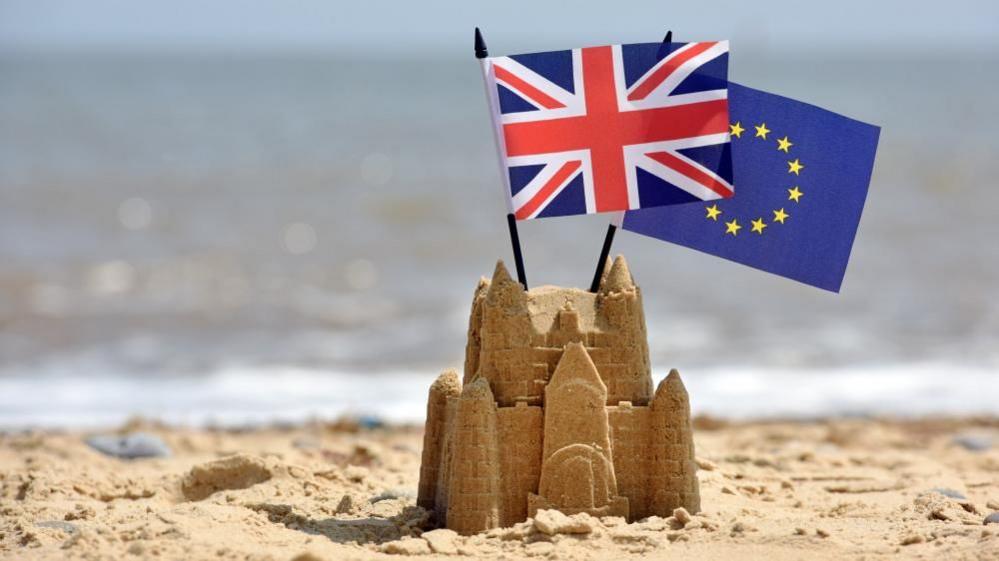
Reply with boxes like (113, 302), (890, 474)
(247, 503), (427, 545)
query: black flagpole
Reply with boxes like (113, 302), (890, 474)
(657, 30), (673, 59)
(588, 218), (618, 292)
(589, 30), (672, 293)
(476, 27), (528, 288)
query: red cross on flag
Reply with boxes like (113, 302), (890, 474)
(480, 40), (734, 220)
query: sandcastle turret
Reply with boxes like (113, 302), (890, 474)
(474, 261), (540, 405)
(484, 259), (527, 309)
(541, 343), (612, 460)
(528, 342), (628, 518)
(462, 277), (490, 382)
(598, 254), (636, 296)
(418, 255), (700, 534)
(649, 369), (700, 515)
(445, 378), (501, 534)
(596, 255), (652, 405)
(417, 369), (460, 519)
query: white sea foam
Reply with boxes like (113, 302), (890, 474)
(0, 363), (995, 430)
(683, 364), (999, 419)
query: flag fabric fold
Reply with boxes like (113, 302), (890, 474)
(622, 82), (880, 292)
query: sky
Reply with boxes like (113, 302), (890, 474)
(2, 0), (998, 56)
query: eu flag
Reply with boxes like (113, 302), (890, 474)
(621, 82), (880, 292)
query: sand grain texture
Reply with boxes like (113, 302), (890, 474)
(2, 418), (998, 560)
(181, 453), (273, 500)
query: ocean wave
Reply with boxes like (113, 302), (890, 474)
(0, 363), (995, 430)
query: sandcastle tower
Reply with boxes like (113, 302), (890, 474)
(417, 255), (699, 534)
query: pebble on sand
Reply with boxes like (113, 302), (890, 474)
(335, 494), (355, 514)
(672, 507), (693, 526)
(985, 512), (999, 525)
(930, 488), (968, 501)
(357, 415), (385, 430)
(952, 434), (992, 452)
(421, 529), (459, 555)
(36, 520), (78, 534)
(86, 432), (171, 459)
(370, 488), (416, 503)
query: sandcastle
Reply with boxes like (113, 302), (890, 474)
(417, 255), (700, 534)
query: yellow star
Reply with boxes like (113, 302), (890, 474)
(787, 186), (803, 202)
(724, 219), (742, 236)
(751, 217), (767, 234)
(729, 122), (745, 138)
(777, 136), (793, 153)
(754, 123), (770, 139)
(773, 208), (789, 224)
(787, 158), (804, 175)
(705, 204), (722, 221)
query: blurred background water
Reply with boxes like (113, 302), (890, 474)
(1, 1), (998, 426)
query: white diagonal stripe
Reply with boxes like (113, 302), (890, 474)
(490, 55), (577, 107)
(625, 139), (734, 203)
(616, 41), (730, 112)
(507, 150), (591, 218)
(489, 51), (586, 125)
(629, 41), (729, 98)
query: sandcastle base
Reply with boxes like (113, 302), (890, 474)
(527, 493), (630, 520)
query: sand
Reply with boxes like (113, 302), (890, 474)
(2, 417), (998, 561)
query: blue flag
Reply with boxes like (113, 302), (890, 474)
(621, 82), (880, 292)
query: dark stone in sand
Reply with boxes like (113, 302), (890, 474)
(985, 512), (999, 525)
(952, 434), (992, 452)
(86, 432), (171, 459)
(358, 415), (384, 429)
(931, 487), (967, 500)
(36, 520), (78, 533)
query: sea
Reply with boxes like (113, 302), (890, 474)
(1, 51), (997, 428)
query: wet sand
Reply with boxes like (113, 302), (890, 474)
(2, 417), (998, 560)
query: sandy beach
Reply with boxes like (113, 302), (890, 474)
(2, 417), (997, 560)
(4, 3), (999, 560)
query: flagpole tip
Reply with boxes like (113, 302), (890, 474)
(474, 27), (488, 59)
(657, 30), (673, 59)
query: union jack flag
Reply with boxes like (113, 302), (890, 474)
(481, 41), (734, 220)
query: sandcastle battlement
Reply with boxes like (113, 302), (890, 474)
(418, 256), (699, 534)
(465, 256), (652, 407)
